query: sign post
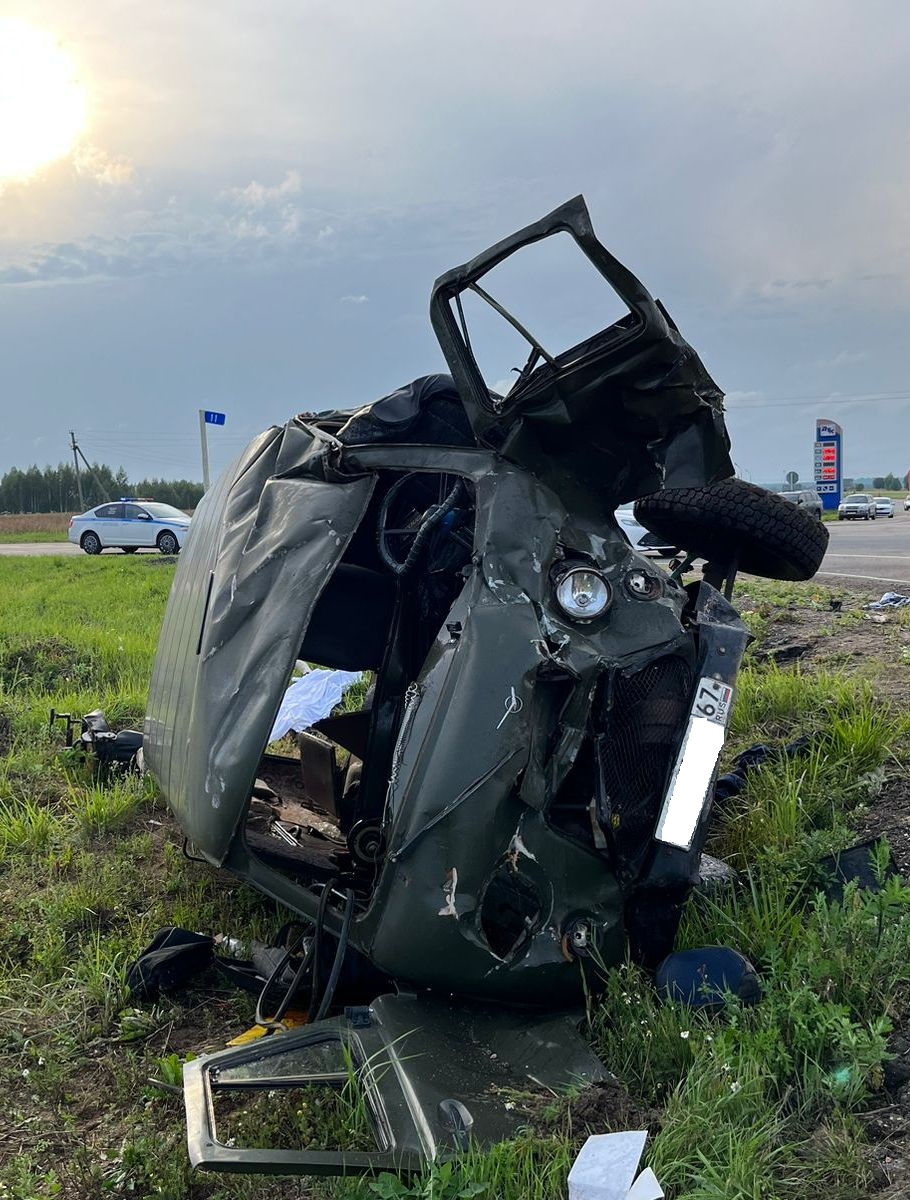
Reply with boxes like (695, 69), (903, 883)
(199, 410), (226, 491)
(814, 418), (843, 512)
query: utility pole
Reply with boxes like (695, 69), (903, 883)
(69, 432), (110, 507)
(70, 430), (84, 510)
(198, 409), (211, 491)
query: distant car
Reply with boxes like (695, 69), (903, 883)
(837, 494), (876, 521)
(615, 504), (676, 556)
(905, 494), (910, 512)
(68, 499), (191, 555)
(777, 489), (823, 520)
(872, 496), (894, 518)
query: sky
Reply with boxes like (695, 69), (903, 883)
(1, 0), (909, 489)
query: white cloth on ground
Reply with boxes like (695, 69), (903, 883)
(269, 669), (363, 743)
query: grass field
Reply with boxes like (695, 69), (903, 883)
(1, 560), (909, 1198)
(0, 513), (71, 542)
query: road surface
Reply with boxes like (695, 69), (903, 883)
(815, 507), (910, 589)
(4, 508), (910, 589)
(0, 542), (157, 557)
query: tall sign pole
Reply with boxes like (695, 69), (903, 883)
(199, 409), (225, 492)
(814, 418), (843, 512)
(198, 409), (211, 491)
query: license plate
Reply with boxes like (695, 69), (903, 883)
(654, 675), (735, 850)
(692, 676), (734, 727)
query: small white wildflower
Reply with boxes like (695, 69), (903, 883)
(504, 1101), (515, 1111)
(730, 1080), (742, 1095)
(21, 1069), (29, 1078)
(680, 1030), (690, 1040)
(705, 1036), (713, 1043)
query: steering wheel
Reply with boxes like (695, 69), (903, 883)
(377, 473), (466, 575)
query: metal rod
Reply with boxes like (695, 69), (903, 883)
(199, 409), (211, 491)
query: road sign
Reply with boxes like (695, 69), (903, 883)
(204, 411), (226, 426)
(813, 418), (843, 511)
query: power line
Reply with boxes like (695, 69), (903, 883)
(728, 391), (910, 410)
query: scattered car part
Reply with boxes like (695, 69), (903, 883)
(184, 992), (609, 1176)
(634, 478), (829, 583)
(655, 946), (761, 1011)
(49, 707), (143, 776)
(817, 840), (895, 904)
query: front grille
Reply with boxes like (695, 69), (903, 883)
(598, 657), (692, 872)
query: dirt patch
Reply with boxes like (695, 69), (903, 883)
(854, 777), (910, 877)
(520, 1076), (662, 1141)
(565, 1077), (662, 1137)
(0, 637), (96, 692)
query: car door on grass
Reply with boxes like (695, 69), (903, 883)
(123, 504), (154, 546)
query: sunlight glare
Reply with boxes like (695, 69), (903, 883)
(0, 20), (88, 184)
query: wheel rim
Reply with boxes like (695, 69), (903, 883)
(83, 535), (99, 553)
(159, 534), (177, 554)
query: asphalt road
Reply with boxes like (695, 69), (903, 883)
(815, 506), (910, 589)
(0, 542), (156, 557)
(4, 507), (910, 590)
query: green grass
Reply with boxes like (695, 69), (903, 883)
(0, 530), (70, 542)
(0, 561), (908, 1198)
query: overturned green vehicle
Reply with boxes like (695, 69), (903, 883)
(144, 197), (827, 1175)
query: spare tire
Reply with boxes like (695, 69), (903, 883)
(634, 479), (829, 581)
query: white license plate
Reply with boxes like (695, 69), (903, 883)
(692, 676), (734, 726)
(654, 675), (734, 850)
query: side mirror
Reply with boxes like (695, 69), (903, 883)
(138, 513), (153, 520)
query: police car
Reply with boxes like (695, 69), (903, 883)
(68, 498), (191, 555)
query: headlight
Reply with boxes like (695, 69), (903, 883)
(555, 568), (612, 621)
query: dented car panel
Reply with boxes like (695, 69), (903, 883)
(184, 992), (608, 1175)
(144, 423), (376, 864)
(145, 195), (744, 1012)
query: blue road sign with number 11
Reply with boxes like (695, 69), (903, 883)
(204, 411), (226, 425)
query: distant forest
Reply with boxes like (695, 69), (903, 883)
(0, 463), (204, 513)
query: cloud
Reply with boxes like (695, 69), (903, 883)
(227, 170), (301, 211)
(818, 350), (869, 368)
(0, 170), (338, 285)
(340, 294), (368, 305)
(72, 144), (134, 187)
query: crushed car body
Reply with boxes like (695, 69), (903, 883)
(143, 196), (826, 1174)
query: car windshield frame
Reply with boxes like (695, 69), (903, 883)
(140, 503), (189, 520)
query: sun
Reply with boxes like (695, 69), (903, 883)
(0, 20), (87, 185)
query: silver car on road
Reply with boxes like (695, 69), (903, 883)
(68, 499), (191, 554)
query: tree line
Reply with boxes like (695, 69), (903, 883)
(0, 463), (204, 514)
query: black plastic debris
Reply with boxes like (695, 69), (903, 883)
(816, 840), (896, 904)
(127, 928), (214, 999)
(49, 707), (143, 778)
(656, 946), (761, 1011)
(713, 737), (811, 803)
